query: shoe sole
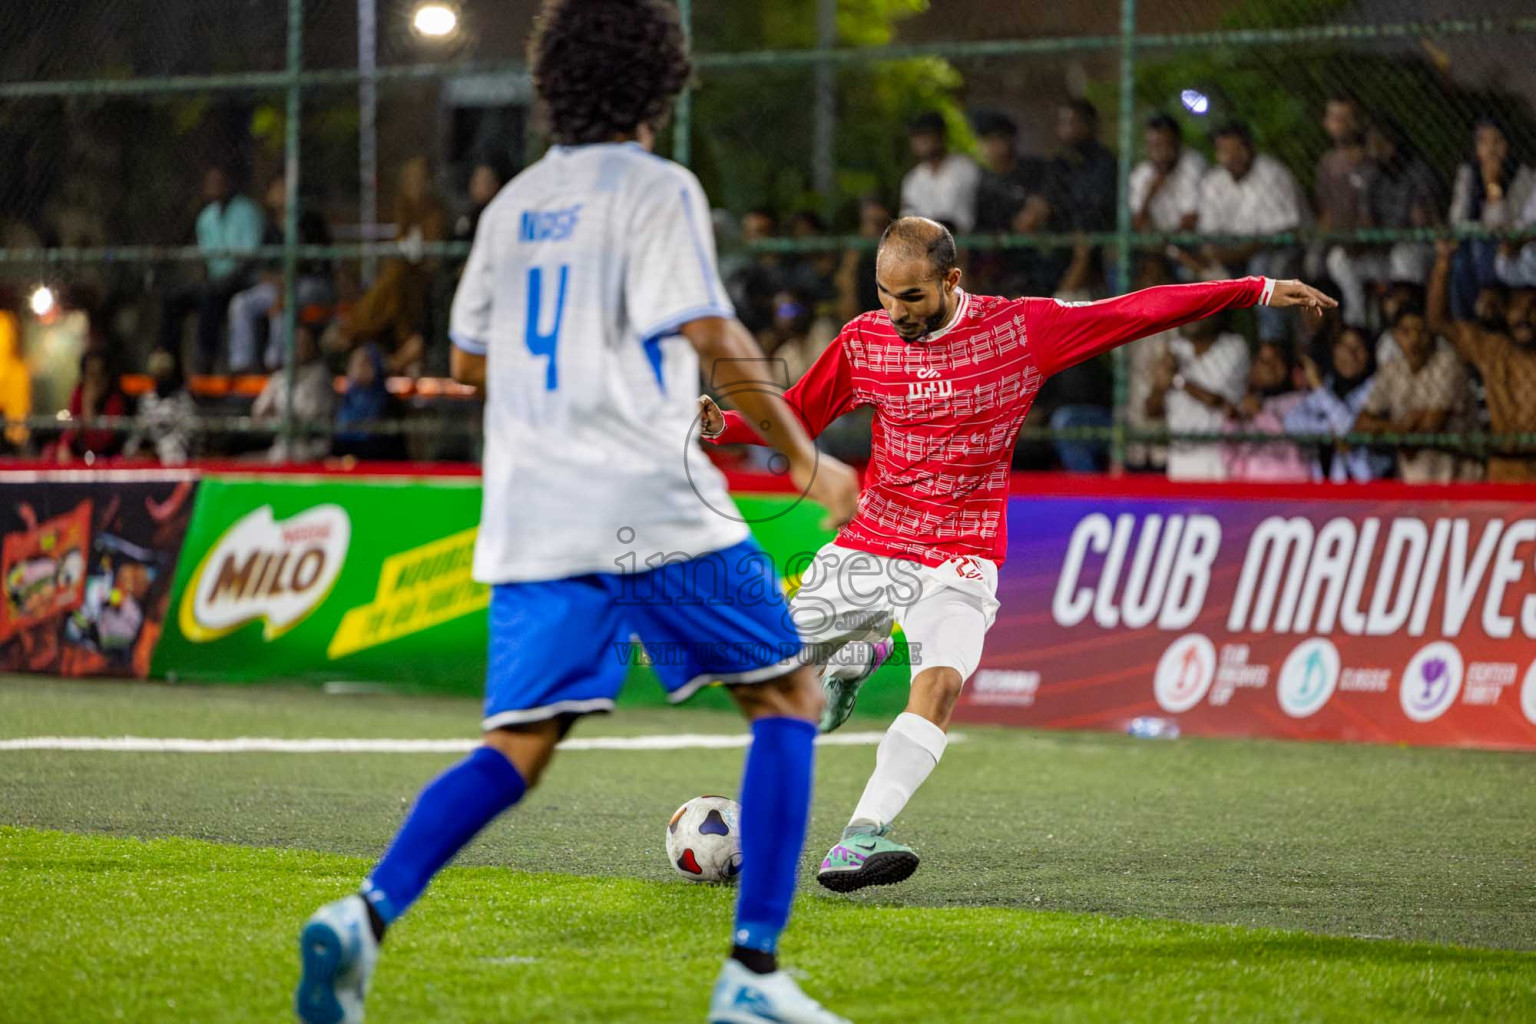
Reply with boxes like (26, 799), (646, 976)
(816, 849), (919, 893)
(295, 921), (348, 1024)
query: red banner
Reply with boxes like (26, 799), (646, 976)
(0, 473), (198, 678)
(963, 476), (1536, 751)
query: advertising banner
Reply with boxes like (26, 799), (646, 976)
(149, 475), (922, 715)
(0, 473), (198, 678)
(152, 476), (489, 690)
(961, 481), (1536, 750)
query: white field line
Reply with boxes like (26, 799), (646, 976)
(0, 731), (963, 754)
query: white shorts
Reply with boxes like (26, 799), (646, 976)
(788, 541), (1001, 683)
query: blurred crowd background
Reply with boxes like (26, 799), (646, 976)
(0, 0), (1533, 482)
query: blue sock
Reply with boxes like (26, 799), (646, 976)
(362, 746), (527, 924)
(733, 716), (817, 957)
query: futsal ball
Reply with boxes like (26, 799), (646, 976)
(665, 795), (742, 883)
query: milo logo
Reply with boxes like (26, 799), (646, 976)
(179, 505), (351, 642)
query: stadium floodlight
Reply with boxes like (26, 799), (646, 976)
(411, 2), (459, 39)
(29, 285), (55, 317)
(1180, 89), (1211, 116)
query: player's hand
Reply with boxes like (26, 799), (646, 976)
(696, 394), (725, 439)
(792, 452), (861, 531)
(1266, 280), (1338, 320)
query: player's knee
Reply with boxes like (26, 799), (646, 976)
(913, 666), (965, 711)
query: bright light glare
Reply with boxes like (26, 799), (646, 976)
(412, 3), (458, 38)
(1180, 89), (1211, 116)
(29, 286), (55, 317)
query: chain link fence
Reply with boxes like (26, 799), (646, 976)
(0, 1), (1533, 480)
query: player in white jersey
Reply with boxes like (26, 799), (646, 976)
(294, 3), (859, 1022)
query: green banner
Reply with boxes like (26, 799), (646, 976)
(152, 476), (487, 691)
(153, 477), (913, 717)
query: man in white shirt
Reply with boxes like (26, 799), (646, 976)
(293, 2), (859, 1022)
(1184, 120), (1305, 343)
(1129, 112), (1207, 234)
(899, 111), (982, 233)
(1145, 314), (1250, 481)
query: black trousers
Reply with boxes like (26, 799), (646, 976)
(159, 274), (249, 371)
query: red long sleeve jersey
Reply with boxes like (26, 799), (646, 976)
(711, 277), (1269, 566)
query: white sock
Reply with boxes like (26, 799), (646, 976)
(849, 712), (947, 829)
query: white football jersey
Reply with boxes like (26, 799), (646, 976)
(451, 142), (750, 584)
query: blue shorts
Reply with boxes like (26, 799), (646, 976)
(481, 538), (805, 730)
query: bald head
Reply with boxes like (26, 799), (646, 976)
(874, 217), (962, 342)
(878, 217), (957, 279)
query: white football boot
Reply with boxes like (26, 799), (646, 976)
(708, 959), (851, 1023)
(294, 895), (379, 1024)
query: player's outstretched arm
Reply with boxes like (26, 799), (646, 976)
(1032, 276), (1337, 378)
(682, 316), (860, 528)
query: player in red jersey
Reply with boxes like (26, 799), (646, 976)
(699, 217), (1334, 892)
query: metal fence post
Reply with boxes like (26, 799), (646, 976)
(673, 0), (693, 166)
(813, 0), (838, 214)
(359, 0), (378, 284)
(281, 0), (305, 455)
(1112, 0), (1138, 473)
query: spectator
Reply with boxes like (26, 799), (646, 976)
(53, 350), (130, 463)
(453, 153), (513, 243)
(330, 157), (447, 377)
(757, 290), (836, 385)
(1314, 96), (1372, 234)
(899, 112), (981, 233)
(973, 110), (1055, 232)
(1183, 120), (1305, 343)
(1429, 239), (1536, 481)
(1374, 280), (1425, 365)
(252, 326), (336, 463)
(1129, 112), (1206, 234)
(1494, 187), (1536, 288)
(783, 209), (837, 307)
(1223, 339), (1309, 481)
(971, 110), (1063, 296)
(1286, 325), (1392, 482)
(0, 302), (30, 452)
(124, 349), (196, 465)
(834, 196), (891, 322)
(1032, 235), (1115, 468)
(724, 208), (782, 335)
(1449, 118), (1536, 319)
(227, 173), (335, 373)
(332, 343), (398, 461)
(1041, 352), (1113, 472)
(158, 164), (265, 372)
(1355, 296), (1477, 482)
(1048, 99), (1117, 234)
(1327, 122), (1440, 323)
(1145, 314), (1250, 481)
(1313, 96), (1376, 326)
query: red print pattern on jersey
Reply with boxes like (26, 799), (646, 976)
(712, 278), (1266, 566)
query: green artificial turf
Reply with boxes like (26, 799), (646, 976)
(3, 827), (1533, 1023)
(1, 676), (1533, 1021)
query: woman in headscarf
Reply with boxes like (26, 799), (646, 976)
(1284, 324), (1394, 482)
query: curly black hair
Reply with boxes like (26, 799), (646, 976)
(529, 0), (691, 146)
